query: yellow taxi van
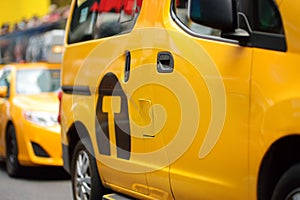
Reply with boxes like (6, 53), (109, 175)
(60, 0), (300, 199)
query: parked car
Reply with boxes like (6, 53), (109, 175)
(0, 62), (62, 177)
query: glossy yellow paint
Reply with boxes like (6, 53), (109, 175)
(61, 0), (300, 199)
(0, 62), (62, 167)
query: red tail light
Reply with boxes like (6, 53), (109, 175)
(58, 90), (63, 124)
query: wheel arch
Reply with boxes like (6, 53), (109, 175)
(5, 120), (14, 135)
(257, 134), (300, 200)
(4, 120), (15, 153)
(66, 121), (94, 171)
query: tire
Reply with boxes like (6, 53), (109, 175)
(272, 163), (300, 200)
(71, 139), (109, 200)
(5, 125), (23, 177)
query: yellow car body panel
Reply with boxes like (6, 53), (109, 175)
(0, 62), (62, 167)
(61, 0), (300, 199)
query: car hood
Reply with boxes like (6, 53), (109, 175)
(13, 93), (59, 113)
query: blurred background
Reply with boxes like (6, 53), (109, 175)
(0, 1), (70, 64)
(0, 0), (71, 32)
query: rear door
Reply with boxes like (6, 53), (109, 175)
(65, 0), (151, 195)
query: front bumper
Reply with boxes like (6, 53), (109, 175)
(15, 121), (63, 167)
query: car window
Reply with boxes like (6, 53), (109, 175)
(16, 69), (60, 94)
(0, 70), (4, 86)
(0, 70), (11, 87)
(173, 0), (221, 36)
(0, 70), (11, 97)
(254, 0), (283, 34)
(68, 0), (143, 43)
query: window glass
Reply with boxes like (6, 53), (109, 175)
(68, 0), (143, 43)
(173, 0), (221, 36)
(255, 0), (283, 34)
(0, 70), (4, 86)
(0, 70), (11, 87)
(16, 69), (60, 94)
(0, 70), (11, 98)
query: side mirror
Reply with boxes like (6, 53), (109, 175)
(188, 0), (237, 32)
(0, 86), (7, 98)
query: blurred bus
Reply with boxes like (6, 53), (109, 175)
(0, 20), (65, 65)
(0, 19), (66, 177)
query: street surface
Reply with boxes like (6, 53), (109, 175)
(0, 160), (72, 200)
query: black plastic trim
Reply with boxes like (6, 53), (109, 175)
(31, 142), (50, 158)
(62, 85), (91, 96)
(251, 31), (287, 52)
(62, 144), (70, 174)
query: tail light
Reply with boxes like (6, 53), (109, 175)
(58, 90), (63, 124)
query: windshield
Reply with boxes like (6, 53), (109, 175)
(16, 69), (60, 94)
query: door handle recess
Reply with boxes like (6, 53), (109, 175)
(157, 51), (174, 73)
(124, 50), (131, 82)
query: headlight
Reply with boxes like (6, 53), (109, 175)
(23, 111), (58, 127)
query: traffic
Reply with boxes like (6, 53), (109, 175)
(0, 9), (65, 178)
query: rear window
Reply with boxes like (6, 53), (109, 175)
(68, 0), (143, 44)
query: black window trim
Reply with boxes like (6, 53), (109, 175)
(170, 0), (287, 52)
(170, 1), (239, 45)
(62, 85), (91, 96)
(250, 0), (287, 52)
(250, 31), (287, 51)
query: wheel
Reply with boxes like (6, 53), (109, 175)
(5, 125), (23, 177)
(272, 163), (300, 200)
(71, 139), (109, 200)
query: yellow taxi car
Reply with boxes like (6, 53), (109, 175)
(0, 62), (62, 177)
(60, 0), (300, 199)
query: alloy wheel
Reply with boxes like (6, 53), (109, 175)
(74, 150), (92, 200)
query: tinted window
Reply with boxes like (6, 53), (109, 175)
(254, 0), (283, 34)
(172, 0), (221, 36)
(68, 0), (143, 44)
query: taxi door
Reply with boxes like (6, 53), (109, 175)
(65, 0), (151, 195)
(92, 0), (152, 195)
(142, 0), (253, 199)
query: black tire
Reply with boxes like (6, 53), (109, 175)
(272, 163), (300, 200)
(5, 125), (23, 177)
(71, 139), (109, 200)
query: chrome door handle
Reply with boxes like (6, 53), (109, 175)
(157, 51), (174, 73)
